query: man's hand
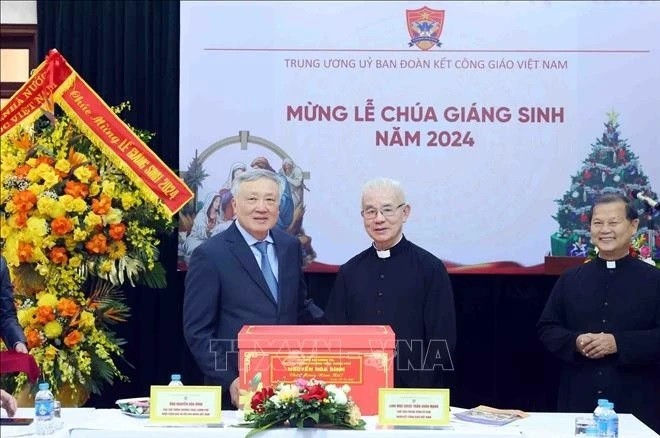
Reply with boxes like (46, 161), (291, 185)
(14, 342), (28, 353)
(0, 389), (18, 417)
(230, 378), (241, 408)
(576, 333), (594, 356)
(580, 333), (617, 359)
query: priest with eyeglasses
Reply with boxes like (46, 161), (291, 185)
(325, 178), (456, 389)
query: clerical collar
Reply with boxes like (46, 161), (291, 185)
(596, 254), (632, 270)
(373, 235), (405, 259)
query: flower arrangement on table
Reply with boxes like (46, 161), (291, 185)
(241, 379), (366, 437)
(0, 104), (172, 400)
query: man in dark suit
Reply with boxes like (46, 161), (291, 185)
(183, 169), (322, 409)
(0, 255), (27, 353)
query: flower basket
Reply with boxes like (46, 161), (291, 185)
(0, 104), (174, 397)
(15, 381), (89, 408)
(240, 379), (366, 437)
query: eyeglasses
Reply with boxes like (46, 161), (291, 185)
(361, 203), (406, 220)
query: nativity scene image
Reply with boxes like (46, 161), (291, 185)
(178, 131), (315, 270)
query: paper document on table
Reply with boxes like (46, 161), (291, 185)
(454, 405), (528, 426)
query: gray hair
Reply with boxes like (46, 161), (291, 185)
(282, 158), (294, 167)
(361, 177), (406, 206)
(231, 168), (283, 199)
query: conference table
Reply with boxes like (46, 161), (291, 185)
(2, 408), (658, 438)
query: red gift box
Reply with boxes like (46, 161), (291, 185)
(238, 325), (394, 415)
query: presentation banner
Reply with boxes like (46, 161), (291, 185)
(178, 1), (659, 273)
(1, 50), (193, 217)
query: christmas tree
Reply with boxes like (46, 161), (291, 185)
(551, 111), (659, 258)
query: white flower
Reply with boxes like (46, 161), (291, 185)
(276, 384), (299, 402)
(325, 384), (347, 405)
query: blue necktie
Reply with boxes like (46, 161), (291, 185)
(255, 241), (278, 302)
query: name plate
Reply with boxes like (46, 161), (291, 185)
(378, 388), (450, 426)
(149, 385), (222, 424)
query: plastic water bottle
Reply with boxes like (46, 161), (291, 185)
(593, 399), (609, 437)
(605, 402), (618, 437)
(168, 373), (184, 386)
(34, 382), (55, 435)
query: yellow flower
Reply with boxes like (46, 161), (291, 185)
(73, 228), (88, 242)
(59, 194), (75, 212)
(26, 217), (49, 237)
(36, 261), (50, 276)
(108, 241), (127, 259)
(69, 256), (82, 268)
(101, 180), (117, 197)
(104, 208), (123, 225)
(99, 260), (114, 274)
(30, 163), (60, 188)
(37, 197), (66, 218)
(84, 212), (103, 229)
(30, 184), (46, 196)
(37, 293), (59, 308)
(73, 166), (93, 183)
(70, 198), (87, 213)
(89, 182), (101, 197)
(120, 192), (137, 209)
(17, 308), (36, 328)
(0, 154), (18, 174)
(44, 345), (58, 361)
(55, 159), (71, 174)
(78, 311), (95, 329)
(44, 321), (63, 339)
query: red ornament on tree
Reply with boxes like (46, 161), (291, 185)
(583, 170), (592, 180)
(580, 212), (589, 224)
(617, 148), (626, 161)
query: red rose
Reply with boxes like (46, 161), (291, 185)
(250, 387), (274, 413)
(301, 384), (328, 402)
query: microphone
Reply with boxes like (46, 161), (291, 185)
(631, 190), (659, 210)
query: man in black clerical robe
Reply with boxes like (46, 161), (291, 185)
(538, 194), (660, 433)
(325, 178), (456, 389)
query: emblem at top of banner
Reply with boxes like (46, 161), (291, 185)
(406, 6), (445, 51)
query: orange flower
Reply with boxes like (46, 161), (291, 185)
(64, 180), (89, 199)
(13, 132), (32, 150)
(12, 190), (37, 213)
(86, 165), (100, 181)
(92, 195), (112, 215)
(85, 233), (108, 254)
(36, 306), (56, 324)
(57, 298), (79, 318)
(11, 212), (28, 228)
(63, 330), (82, 348)
(35, 156), (54, 167)
(49, 246), (69, 265)
(108, 223), (126, 240)
(51, 216), (74, 235)
(18, 242), (34, 262)
(15, 164), (32, 177)
(67, 148), (86, 167)
(25, 328), (42, 349)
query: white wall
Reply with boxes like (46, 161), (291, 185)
(1, 0), (37, 24)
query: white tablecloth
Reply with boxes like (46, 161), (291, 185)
(2, 408), (658, 438)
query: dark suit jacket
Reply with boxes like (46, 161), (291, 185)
(0, 256), (26, 348)
(183, 222), (321, 406)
